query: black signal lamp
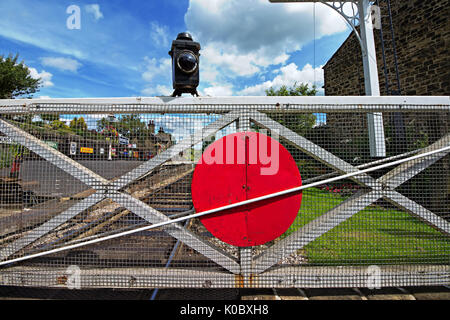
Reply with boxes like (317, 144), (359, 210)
(169, 32), (201, 97)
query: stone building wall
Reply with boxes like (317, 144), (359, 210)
(323, 0), (450, 96)
(322, 0), (449, 215)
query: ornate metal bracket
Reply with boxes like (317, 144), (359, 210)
(318, 1), (364, 51)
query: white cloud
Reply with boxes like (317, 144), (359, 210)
(141, 57), (171, 82)
(184, 0), (347, 92)
(202, 84), (234, 96)
(239, 63), (323, 96)
(186, 0), (346, 52)
(28, 67), (54, 88)
(150, 22), (169, 47)
(201, 45), (289, 79)
(185, 0), (346, 80)
(41, 57), (82, 72)
(85, 4), (104, 21)
(142, 84), (172, 96)
(140, 57), (173, 96)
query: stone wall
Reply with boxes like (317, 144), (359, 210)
(323, 1), (450, 216)
(323, 0), (450, 96)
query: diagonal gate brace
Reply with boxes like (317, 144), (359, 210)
(0, 112), (241, 273)
(250, 111), (449, 273)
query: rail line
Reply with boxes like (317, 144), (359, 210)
(0, 163), (204, 268)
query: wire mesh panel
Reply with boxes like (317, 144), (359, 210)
(0, 97), (448, 289)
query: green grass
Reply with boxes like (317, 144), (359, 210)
(283, 188), (450, 265)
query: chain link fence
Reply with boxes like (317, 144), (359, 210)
(0, 96), (448, 289)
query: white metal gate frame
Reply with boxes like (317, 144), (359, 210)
(0, 96), (449, 288)
(0, 111), (242, 273)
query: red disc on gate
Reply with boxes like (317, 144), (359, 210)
(191, 132), (302, 247)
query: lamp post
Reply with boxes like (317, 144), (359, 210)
(106, 114), (117, 161)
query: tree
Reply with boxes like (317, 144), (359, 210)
(266, 82), (318, 97)
(97, 117), (119, 142)
(70, 117), (88, 131)
(41, 114), (60, 123)
(0, 54), (41, 99)
(50, 120), (70, 131)
(265, 82), (317, 135)
(115, 115), (153, 145)
(97, 115), (152, 145)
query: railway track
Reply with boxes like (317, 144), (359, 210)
(0, 163), (218, 268)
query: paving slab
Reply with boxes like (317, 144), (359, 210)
(304, 288), (363, 300)
(360, 287), (416, 300)
(408, 286), (450, 300)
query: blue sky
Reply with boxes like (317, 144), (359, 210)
(0, 0), (352, 98)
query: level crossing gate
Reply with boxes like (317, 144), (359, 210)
(0, 96), (448, 289)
